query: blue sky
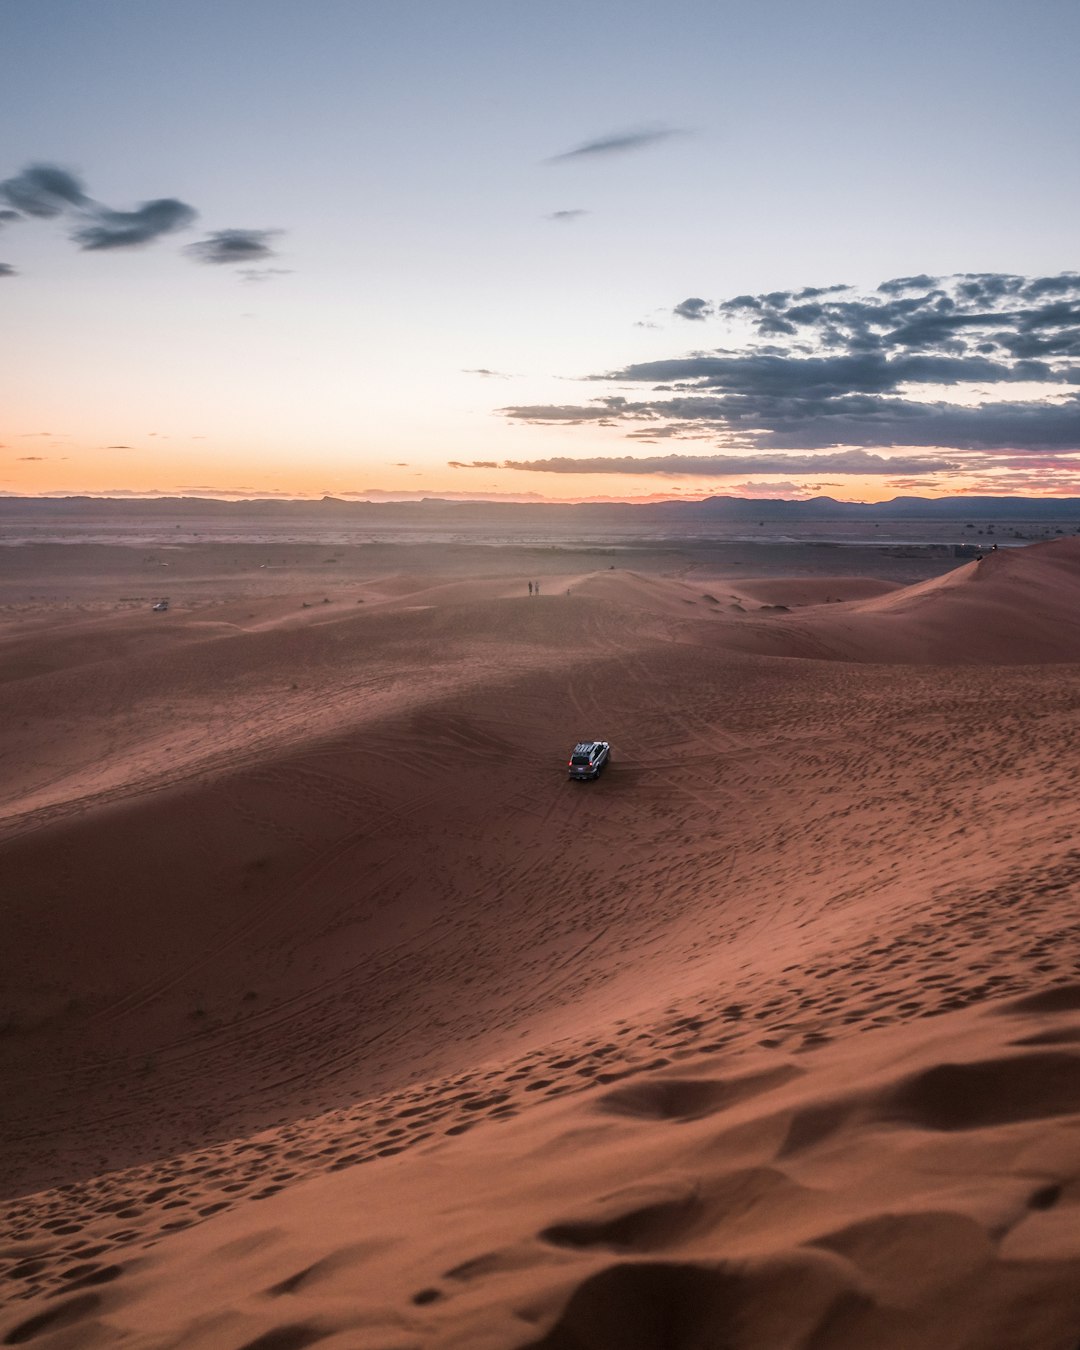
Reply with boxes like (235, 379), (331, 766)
(2, 0), (1078, 500)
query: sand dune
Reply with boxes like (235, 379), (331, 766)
(2, 538), (1080, 1347)
(717, 537), (1080, 663)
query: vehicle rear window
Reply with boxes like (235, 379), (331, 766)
(571, 753), (592, 765)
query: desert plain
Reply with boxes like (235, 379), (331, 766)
(2, 523), (1080, 1349)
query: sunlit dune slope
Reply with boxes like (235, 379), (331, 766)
(718, 537), (1080, 663)
(569, 569), (710, 614)
(0, 584), (660, 826)
(0, 565), (755, 829)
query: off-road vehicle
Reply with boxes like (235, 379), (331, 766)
(568, 741), (610, 781)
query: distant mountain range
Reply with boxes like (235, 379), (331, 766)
(4, 494), (1080, 521)
(621, 496), (1080, 521)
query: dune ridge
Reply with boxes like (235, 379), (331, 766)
(715, 537), (1080, 663)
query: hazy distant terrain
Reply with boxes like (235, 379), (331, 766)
(3, 493), (1080, 549)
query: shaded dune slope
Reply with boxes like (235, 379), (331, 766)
(724, 575), (901, 607)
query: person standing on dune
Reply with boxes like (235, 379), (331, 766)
(528, 581), (533, 596)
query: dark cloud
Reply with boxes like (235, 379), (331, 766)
(0, 164), (87, 217)
(673, 297), (711, 321)
(718, 293), (765, 314)
(500, 272), (1080, 466)
(73, 197), (198, 251)
(626, 424), (695, 439)
(547, 209), (588, 222)
(756, 395), (1080, 453)
(954, 272), (1029, 303)
(1023, 274), (1080, 299)
(500, 450), (961, 476)
(0, 162), (285, 269)
(449, 460), (499, 469)
(547, 127), (683, 161)
(877, 274), (938, 295)
(106, 444), (132, 449)
(601, 351), (1057, 396)
(185, 228), (280, 265)
(463, 368), (510, 378)
(0, 263), (15, 277)
(17, 455), (46, 461)
(793, 284), (850, 300)
(507, 389), (1080, 455)
(502, 403), (624, 424)
(1, 162), (198, 253)
(700, 273), (1080, 360)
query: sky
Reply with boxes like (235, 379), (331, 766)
(1, 0), (1078, 504)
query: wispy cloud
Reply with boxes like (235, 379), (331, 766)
(547, 126), (684, 162)
(0, 263), (15, 277)
(335, 487), (551, 502)
(546, 209), (588, 222)
(237, 266), (291, 283)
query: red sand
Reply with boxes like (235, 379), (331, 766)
(2, 537), (1079, 1348)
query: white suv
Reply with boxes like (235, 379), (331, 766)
(568, 741), (610, 781)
